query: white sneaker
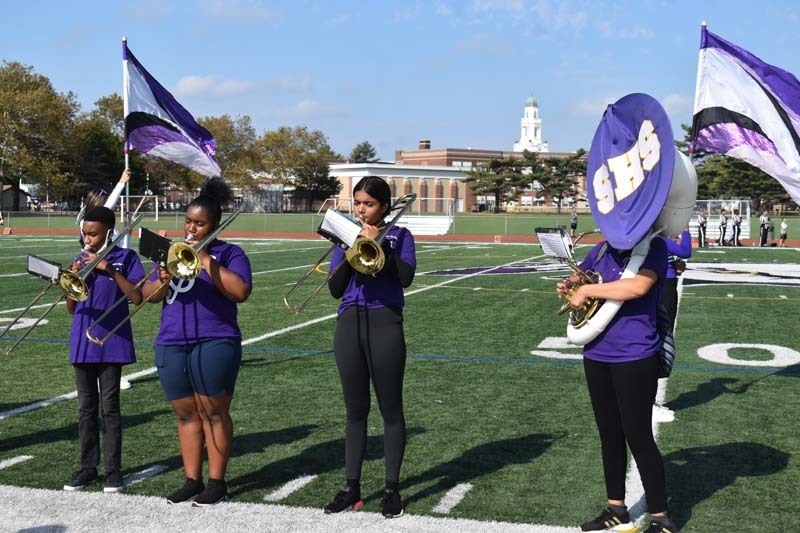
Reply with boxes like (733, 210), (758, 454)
(652, 404), (675, 423)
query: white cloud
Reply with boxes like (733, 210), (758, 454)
(269, 74), (313, 93)
(661, 93), (693, 118)
(453, 32), (513, 57)
(572, 95), (619, 117)
(264, 99), (341, 121)
(597, 20), (655, 40)
(130, 0), (173, 20)
(173, 75), (255, 97)
(202, 0), (275, 24)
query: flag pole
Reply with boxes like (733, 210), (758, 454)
(690, 22), (708, 163)
(122, 36), (131, 248)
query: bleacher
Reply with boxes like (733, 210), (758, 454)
(395, 215), (453, 236)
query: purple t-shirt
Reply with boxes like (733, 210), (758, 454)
(664, 230), (692, 280)
(580, 238), (667, 363)
(69, 246), (145, 365)
(151, 239), (252, 345)
(329, 225), (416, 314)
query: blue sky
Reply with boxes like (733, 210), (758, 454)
(3, 0), (800, 161)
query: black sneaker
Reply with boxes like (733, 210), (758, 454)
(103, 470), (124, 493)
(323, 488), (363, 514)
(380, 489), (404, 518)
(192, 478), (228, 507)
(166, 478), (205, 504)
(581, 506), (633, 531)
(63, 468), (99, 491)
(644, 518), (677, 533)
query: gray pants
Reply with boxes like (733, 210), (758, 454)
(74, 363), (123, 474)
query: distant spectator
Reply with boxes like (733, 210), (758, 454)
(570, 207), (578, 238)
(731, 209), (742, 246)
(759, 210), (769, 246)
(780, 218), (788, 247)
(767, 217), (775, 245)
(697, 209), (707, 247)
(718, 210), (728, 246)
(0, 210), (4, 226)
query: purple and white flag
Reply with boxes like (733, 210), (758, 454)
(692, 25), (800, 203)
(123, 41), (221, 177)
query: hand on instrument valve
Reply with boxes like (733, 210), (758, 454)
(568, 284), (590, 310)
(156, 265), (172, 283)
(358, 219), (381, 240)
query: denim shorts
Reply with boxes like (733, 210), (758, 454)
(155, 338), (242, 400)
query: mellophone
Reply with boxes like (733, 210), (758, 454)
(540, 93), (698, 346)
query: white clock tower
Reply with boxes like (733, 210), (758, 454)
(513, 97), (549, 152)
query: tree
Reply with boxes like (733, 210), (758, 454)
(198, 114), (262, 190)
(0, 61), (79, 208)
(349, 140), (378, 162)
(258, 126), (341, 211)
(464, 156), (528, 213)
(537, 149), (587, 213)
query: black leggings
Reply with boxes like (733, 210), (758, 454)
(334, 306), (406, 483)
(583, 355), (668, 514)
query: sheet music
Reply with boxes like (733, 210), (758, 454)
(535, 227), (574, 260)
(27, 255), (61, 282)
(318, 209), (362, 248)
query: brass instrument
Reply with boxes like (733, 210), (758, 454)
(85, 209), (241, 346)
(1, 214), (144, 354)
(283, 193), (417, 313)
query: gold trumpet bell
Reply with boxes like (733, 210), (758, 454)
(345, 237), (385, 275)
(557, 270), (603, 328)
(166, 243), (201, 280)
(58, 271), (89, 302)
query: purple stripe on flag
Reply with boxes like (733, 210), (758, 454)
(702, 27), (800, 120)
(692, 123), (783, 163)
(126, 125), (193, 154)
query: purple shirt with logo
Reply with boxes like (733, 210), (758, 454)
(69, 246), (145, 364)
(329, 225), (416, 314)
(151, 239), (252, 345)
(579, 238), (667, 363)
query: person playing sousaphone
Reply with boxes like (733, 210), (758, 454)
(557, 94), (694, 533)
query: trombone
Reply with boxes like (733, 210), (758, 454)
(283, 193), (416, 314)
(85, 208), (242, 346)
(1, 213), (144, 354)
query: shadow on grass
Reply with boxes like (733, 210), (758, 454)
(0, 409), (171, 454)
(667, 442), (789, 529)
(396, 432), (562, 508)
(227, 427), (426, 498)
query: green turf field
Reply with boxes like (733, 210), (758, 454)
(0, 235), (798, 531)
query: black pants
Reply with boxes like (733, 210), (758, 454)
(662, 277), (679, 334)
(732, 225), (741, 246)
(334, 306), (406, 483)
(698, 225), (706, 247)
(74, 363), (123, 474)
(583, 356), (668, 514)
(719, 226), (726, 245)
(760, 226), (768, 246)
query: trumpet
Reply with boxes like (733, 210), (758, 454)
(84, 209), (241, 346)
(1, 214), (144, 354)
(283, 193), (416, 313)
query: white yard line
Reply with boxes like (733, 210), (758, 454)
(0, 484), (575, 533)
(431, 483), (474, 514)
(264, 474), (318, 502)
(0, 456), (33, 470)
(124, 464), (169, 487)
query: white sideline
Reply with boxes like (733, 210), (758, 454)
(0, 484), (575, 533)
(431, 483), (473, 514)
(264, 474), (318, 502)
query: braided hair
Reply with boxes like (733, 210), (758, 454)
(188, 177), (233, 229)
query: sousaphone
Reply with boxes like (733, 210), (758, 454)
(566, 93), (698, 346)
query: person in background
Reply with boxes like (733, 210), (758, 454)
(731, 209), (742, 247)
(780, 217), (788, 247)
(697, 209), (707, 247)
(653, 228), (692, 423)
(570, 207), (579, 238)
(718, 209), (728, 246)
(759, 210), (769, 246)
(324, 176), (416, 519)
(63, 207), (144, 494)
(0, 210), (4, 226)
